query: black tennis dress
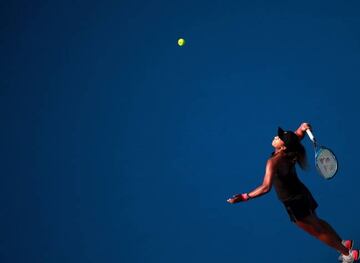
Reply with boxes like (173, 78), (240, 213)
(272, 153), (318, 222)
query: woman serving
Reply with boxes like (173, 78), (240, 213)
(227, 123), (359, 263)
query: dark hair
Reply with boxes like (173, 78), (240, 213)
(277, 127), (308, 170)
(285, 143), (308, 170)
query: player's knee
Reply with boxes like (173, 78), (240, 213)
(314, 223), (325, 234)
(297, 216), (324, 234)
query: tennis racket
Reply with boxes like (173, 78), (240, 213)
(306, 129), (338, 180)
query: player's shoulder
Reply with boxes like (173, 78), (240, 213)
(267, 152), (287, 168)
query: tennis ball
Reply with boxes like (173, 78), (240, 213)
(178, 38), (185, 46)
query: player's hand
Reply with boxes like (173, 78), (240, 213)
(227, 193), (249, 204)
(300, 122), (312, 132)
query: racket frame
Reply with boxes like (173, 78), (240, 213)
(314, 145), (338, 180)
(306, 129), (338, 180)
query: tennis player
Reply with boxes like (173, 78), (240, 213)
(227, 123), (359, 263)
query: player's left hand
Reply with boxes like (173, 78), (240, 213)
(227, 193), (249, 204)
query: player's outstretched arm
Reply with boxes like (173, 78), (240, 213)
(227, 159), (276, 204)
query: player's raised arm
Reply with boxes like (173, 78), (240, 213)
(295, 122), (312, 140)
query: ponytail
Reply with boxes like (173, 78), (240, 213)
(285, 144), (308, 170)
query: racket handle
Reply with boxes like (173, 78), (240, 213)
(305, 129), (316, 143)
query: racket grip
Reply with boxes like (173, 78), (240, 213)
(305, 129), (316, 142)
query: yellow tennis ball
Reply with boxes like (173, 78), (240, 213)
(178, 38), (185, 46)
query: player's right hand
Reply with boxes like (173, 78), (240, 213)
(300, 122), (312, 132)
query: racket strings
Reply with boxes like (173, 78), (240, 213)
(316, 148), (338, 179)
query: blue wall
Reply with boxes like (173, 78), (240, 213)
(2, 1), (360, 262)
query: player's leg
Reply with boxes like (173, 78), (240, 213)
(318, 218), (342, 243)
(295, 213), (349, 255)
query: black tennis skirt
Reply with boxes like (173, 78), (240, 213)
(282, 193), (319, 222)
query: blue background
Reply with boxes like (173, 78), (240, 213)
(1, 0), (360, 262)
